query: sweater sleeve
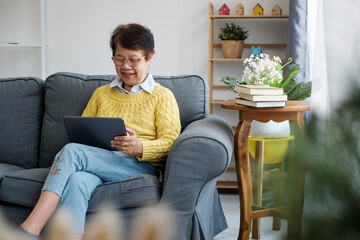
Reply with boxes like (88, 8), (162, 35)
(81, 88), (100, 117)
(137, 89), (181, 163)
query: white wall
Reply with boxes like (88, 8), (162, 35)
(45, 0), (288, 77)
(1, 0), (289, 79)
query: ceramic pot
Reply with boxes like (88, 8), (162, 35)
(249, 120), (290, 138)
(248, 120), (291, 164)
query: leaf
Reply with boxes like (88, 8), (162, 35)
(219, 76), (241, 93)
(280, 63), (312, 100)
(281, 64), (300, 88)
(286, 81), (312, 100)
(283, 80), (296, 93)
(283, 64), (300, 80)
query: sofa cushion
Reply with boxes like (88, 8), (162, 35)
(0, 163), (25, 181)
(39, 72), (208, 167)
(87, 174), (161, 211)
(0, 168), (49, 208)
(0, 168), (161, 211)
(0, 77), (44, 168)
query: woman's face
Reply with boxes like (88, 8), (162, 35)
(112, 44), (153, 92)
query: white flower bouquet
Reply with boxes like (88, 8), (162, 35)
(241, 53), (283, 87)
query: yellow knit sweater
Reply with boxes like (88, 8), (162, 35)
(81, 84), (181, 167)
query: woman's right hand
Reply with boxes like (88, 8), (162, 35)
(111, 127), (143, 157)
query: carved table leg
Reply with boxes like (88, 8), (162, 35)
(252, 140), (265, 239)
(235, 120), (252, 240)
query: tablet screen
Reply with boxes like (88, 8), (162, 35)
(63, 116), (126, 150)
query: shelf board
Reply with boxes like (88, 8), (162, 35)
(210, 14), (289, 19)
(209, 100), (225, 104)
(212, 85), (231, 90)
(213, 43), (287, 49)
(0, 44), (43, 48)
(216, 181), (238, 190)
(211, 58), (245, 62)
(211, 57), (287, 62)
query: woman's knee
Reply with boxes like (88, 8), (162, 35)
(53, 143), (79, 161)
(63, 172), (102, 195)
(62, 143), (84, 153)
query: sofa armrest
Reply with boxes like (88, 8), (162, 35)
(160, 114), (234, 209)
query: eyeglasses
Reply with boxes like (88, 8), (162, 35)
(112, 55), (145, 67)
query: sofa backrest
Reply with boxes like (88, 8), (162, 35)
(39, 72), (208, 167)
(0, 77), (45, 168)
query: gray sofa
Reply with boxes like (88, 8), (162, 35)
(0, 72), (234, 240)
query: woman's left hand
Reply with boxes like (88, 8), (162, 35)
(111, 127), (143, 157)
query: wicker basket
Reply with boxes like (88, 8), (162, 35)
(221, 40), (244, 59)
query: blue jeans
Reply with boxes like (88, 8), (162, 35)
(41, 143), (159, 234)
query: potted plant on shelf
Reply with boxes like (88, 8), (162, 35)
(218, 22), (249, 59)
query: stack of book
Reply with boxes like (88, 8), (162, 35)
(234, 85), (287, 108)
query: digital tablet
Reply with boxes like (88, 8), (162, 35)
(63, 116), (126, 150)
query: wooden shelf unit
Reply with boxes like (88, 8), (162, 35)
(208, 2), (289, 114)
(209, 3), (290, 190)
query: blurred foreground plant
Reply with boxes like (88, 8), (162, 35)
(289, 83), (360, 240)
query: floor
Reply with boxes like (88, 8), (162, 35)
(214, 193), (287, 240)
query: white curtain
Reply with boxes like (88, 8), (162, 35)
(308, 0), (360, 119)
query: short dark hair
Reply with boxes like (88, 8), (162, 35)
(110, 23), (155, 60)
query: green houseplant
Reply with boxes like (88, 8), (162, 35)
(218, 22), (249, 59)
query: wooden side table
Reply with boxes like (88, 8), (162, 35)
(221, 100), (310, 240)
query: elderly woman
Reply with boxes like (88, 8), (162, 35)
(18, 23), (181, 239)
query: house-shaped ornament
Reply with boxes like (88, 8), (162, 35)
(253, 3), (264, 15)
(236, 3), (244, 16)
(219, 3), (230, 15)
(272, 5), (282, 16)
